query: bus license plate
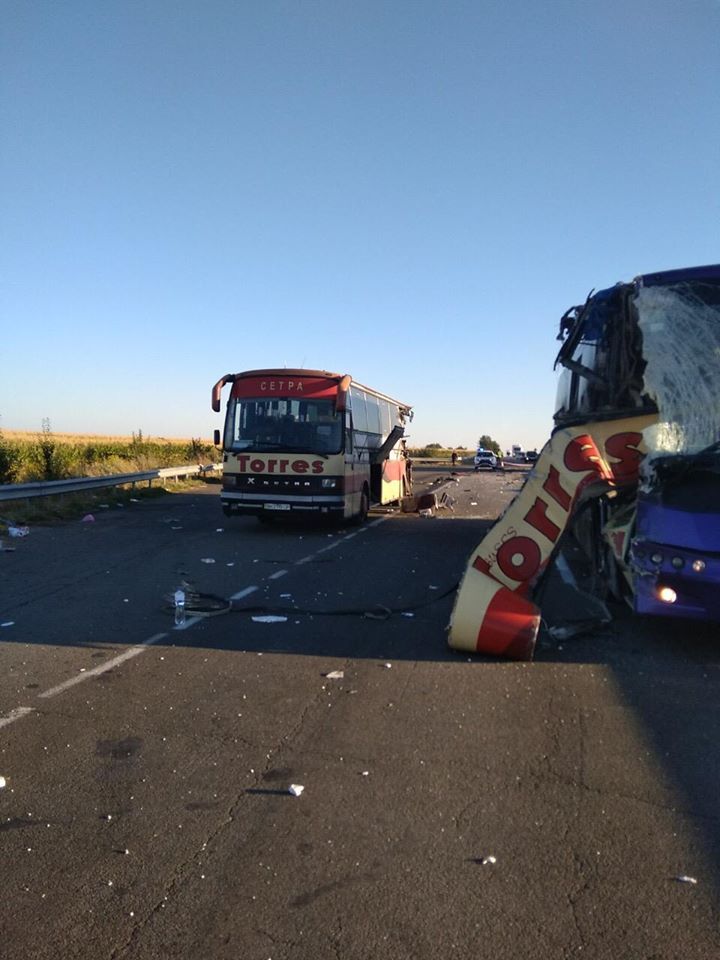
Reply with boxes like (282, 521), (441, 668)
(264, 503), (291, 511)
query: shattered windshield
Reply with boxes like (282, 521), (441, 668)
(224, 397), (343, 455)
(637, 278), (720, 460)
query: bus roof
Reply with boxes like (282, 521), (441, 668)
(213, 368), (412, 414)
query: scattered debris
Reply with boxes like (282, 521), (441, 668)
(480, 855), (497, 865)
(252, 615), (288, 623)
(288, 784), (304, 797)
(8, 525), (30, 538)
(674, 875), (698, 885)
(324, 670), (344, 680)
(200, 558), (216, 564)
(419, 509), (434, 518)
(80, 514), (95, 523)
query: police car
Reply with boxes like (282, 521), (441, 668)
(474, 448), (500, 471)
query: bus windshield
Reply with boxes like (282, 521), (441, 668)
(224, 397), (343, 455)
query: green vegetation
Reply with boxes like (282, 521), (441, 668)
(0, 424), (221, 484)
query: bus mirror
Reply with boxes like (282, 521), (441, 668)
(213, 429), (221, 446)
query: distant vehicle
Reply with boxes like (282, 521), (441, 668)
(474, 449), (499, 471)
(524, 450), (538, 463)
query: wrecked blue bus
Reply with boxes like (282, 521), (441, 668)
(554, 264), (720, 622)
(449, 264), (720, 659)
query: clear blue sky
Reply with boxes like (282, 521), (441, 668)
(2, 1), (718, 451)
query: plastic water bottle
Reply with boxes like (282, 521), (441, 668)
(174, 589), (186, 626)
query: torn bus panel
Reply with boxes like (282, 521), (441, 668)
(449, 264), (720, 659)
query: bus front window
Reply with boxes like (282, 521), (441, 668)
(224, 398), (343, 455)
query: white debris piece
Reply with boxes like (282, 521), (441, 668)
(481, 855), (497, 865)
(252, 615), (288, 623)
(0, 776), (6, 789)
(200, 558), (216, 564)
(216, 528), (224, 533)
(288, 784), (304, 797)
(384, 662), (392, 669)
(8, 525), (30, 538)
(401, 612), (414, 618)
(1, 622), (14, 628)
(674, 875), (698, 885)
(324, 670), (344, 680)
(80, 514), (95, 523)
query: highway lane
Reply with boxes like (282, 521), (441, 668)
(1, 465), (719, 959)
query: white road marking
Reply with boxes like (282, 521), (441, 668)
(38, 633), (168, 701)
(0, 706), (34, 730)
(231, 585), (259, 600)
(295, 555), (314, 565)
(269, 569), (288, 580)
(316, 541), (341, 553)
(173, 616), (202, 632)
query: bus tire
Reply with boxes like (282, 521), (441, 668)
(353, 487), (369, 525)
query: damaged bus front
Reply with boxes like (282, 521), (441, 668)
(448, 264), (720, 659)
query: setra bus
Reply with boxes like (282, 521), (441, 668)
(211, 368), (413, 522)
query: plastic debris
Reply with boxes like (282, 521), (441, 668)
(288, 784), (304, 797)
(0, 776), (6, 789)
(324, 670), (344, 680)
(674, 875), (698, 884)
(252, 615), (288, 623)
(418, 508), (434, 518)
(216, 528), (224, 533)
(401, 612), (414, 618)
(200, 558), (216, 564)
(81, 514), (95, 523)
(8, 525), (30, 538)
(384, 662), (392, 669)
(481, 855), (497, 865)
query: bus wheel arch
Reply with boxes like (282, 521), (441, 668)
(354, 485), (370, 525)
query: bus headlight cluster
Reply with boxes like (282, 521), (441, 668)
(657, 586), (678, 604)
(692, 559), (706, 573)
(321, 478), (337, 488)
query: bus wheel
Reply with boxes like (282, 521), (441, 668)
(353, 487), (369, 525)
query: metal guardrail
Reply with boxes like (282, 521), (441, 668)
(0, 464), (222, 503)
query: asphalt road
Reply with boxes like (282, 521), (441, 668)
(1, 465), (719, 959)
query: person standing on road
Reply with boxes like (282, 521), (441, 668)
(451, 450), (458, 467)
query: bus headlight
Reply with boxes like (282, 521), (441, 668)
(692, 559), (706, 573)
(321, 478), (337, 488)
(650, 552), (663, 565)
(657, 586), (677, 604)
(671, 556), (685, 569)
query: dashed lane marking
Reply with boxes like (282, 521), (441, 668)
(0, 706), (34, 730)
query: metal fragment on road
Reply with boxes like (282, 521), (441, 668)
(481, 855), (497, 865)
(324, 670), (344, 679)
(288, 784), (304, 797)
(80, 514), (95, 522)
(8, 525), (30, 538)
(674, 875), (698, 884)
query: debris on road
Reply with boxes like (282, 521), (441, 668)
(480, 855), (497, 865)
(324, 670), (344, 679)
(1, 622), (15, 628)
(252, 615), (288, 623)
(674, 875), (698, 885)
(200, 558), (216, 564)
(7, 525), (30, 538)
(288, 784), (304, 797)
(80, 514), (95, 523)
(0, 776), (6, 789)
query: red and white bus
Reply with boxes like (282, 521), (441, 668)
(211, 369), (413, 522)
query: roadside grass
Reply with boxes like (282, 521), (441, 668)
(0, 426), (220, 485)
(0, 477), (214, 528)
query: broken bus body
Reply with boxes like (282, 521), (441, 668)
(211, 369), (413, 523)
(448, 264), (720, 659)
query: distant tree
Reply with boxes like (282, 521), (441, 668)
(427, 442), (442, 449)
(477, 435), (502, 456)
